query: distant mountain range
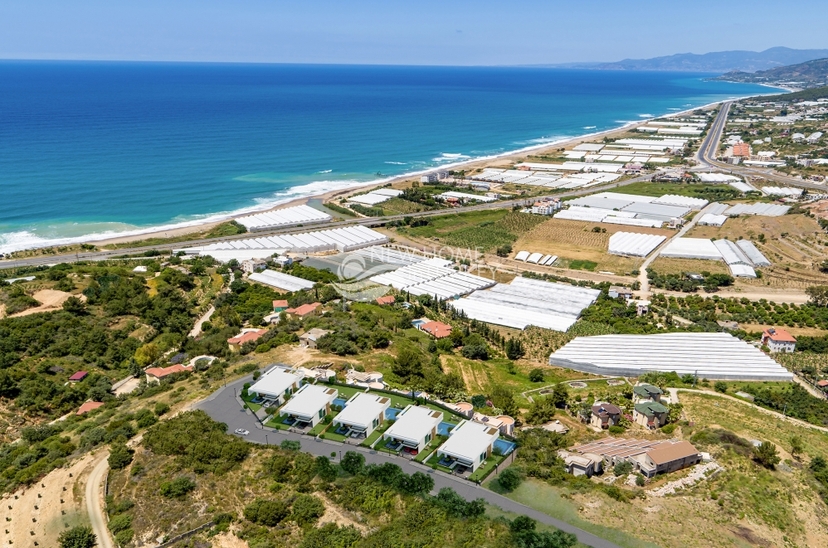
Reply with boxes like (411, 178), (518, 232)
(548, 47), (828, 73)
(713, 57), (828, 89)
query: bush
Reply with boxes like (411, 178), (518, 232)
(608, 425), (625, 434)
(528, 368), (545, 383)
(613, 460), (633, 476)
(714, 381), (728, 393)
(108, 513), (132, 534)
(154, 402), (170, 416)
(753, 441), (780, 469)
(660, 423), (677, 435)
(58, 526), (97, 548)
(135, 408), (158, 428)
(635, 474), (646, 487)
(281, 440), (301, 451)
(108, 443), (134, 470)
(341, 451), (365, 475)
(497, 468), (523, 491)
(160, 476), (196, 498)
(292, 494), (326, 526)
(244, 498), (290, 526)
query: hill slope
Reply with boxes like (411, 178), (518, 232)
(715, 57), (828, 89)
(553, 47), (828, 73)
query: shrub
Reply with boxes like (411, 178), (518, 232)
(528, 368), (545, 383)
(154, 402), (170, 416)
(292, 494), (326, 526)
(714, 381), (728, 393)
(497, 468), (523, 491)
(341, 451), (365, 475)
(108, 514), (132, 534)
(660, 423), (677, 435)
(108, 443), (134, 470)
(160, 476), (196, 498)
(635, 474), (646, 487)
(281, 440), (301, 451)
(613, 460), (633, 476)
(135, 408), (158, 428)
(244, 498), (290, 526)
(753, 441), (780, 469)
(608, 425), (625, 434)
(58, 526), (97, 548)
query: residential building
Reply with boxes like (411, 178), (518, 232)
(633, 401), (670, 429)
(68, 371), (88, 383)
(375, 295), (396, 306)
(632, 440), (701, 478)
(561, 453), (602, 477)
(633, 383), (663, 403)
(227, 328), (268, 351)
(76, 401), (104, 415)
(761, 327), (797, 353)
(299, 328), (331, 349)
(145, 364), (194, 384)
(436, 419), (500, 472)
(608, 286), (633, 300)
(286, 302), (322, 318)
(568, 437), (701, 478)
(472, 412), (515, 437)
(590, 402), (622, 429)
(345, 369), (386, 389)
(248, 367), (304, 404)
(274, 256), (293, 268)
(332, 393), (391, 438)
(732, 142), (751, 157)
(421, 173), (438, 183)
(418, 320), (453, 339)
(791, 132), (805, 142)
(241, 259), (267, 274)
(382, 405), (443, 453)
(279, 383), (338, 428)
(272, 299), (289, 312)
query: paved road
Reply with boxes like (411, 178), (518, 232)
(1, 175), (655, 270)
(196, 374), (622, 548)
(86, 454), (115, 548)
(697, 101), (828, 191)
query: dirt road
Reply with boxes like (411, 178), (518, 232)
(86, 453), (115, 548)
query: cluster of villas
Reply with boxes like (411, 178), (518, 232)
(586, 383), (672, 431)
(246, 365), (516, 475)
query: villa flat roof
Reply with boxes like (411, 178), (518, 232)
(249, 368), (302, 399)
(280, 384), (337, 420)
(438, 420), (499, 461)
(384, 405), (443, 444)
(333, 393), (390, 429)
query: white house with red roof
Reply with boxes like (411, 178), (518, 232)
(761, 327), (796, 353)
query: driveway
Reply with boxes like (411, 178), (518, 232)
(196, 375), (622, 548)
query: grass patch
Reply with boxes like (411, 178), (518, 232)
(361, 423), (390, 447)
(620, 182), (741, 202)
(567, 259), (598, 271)
(489, 479), (659, 548)
(240, 394), (263, 412)
(468, 454), (506, 483)
(308, 421), (331, 436)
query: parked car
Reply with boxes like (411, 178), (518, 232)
(234, 428), (250, 436)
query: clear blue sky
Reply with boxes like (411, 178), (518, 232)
(2, 0), (827, 65)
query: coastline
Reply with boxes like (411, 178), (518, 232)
(3, 89), (779, 253)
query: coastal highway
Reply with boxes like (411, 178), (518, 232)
(697, 100), (828, 191)
(0, 174), (652, 270)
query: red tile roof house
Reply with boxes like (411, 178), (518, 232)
(68, 371), (88, 382)
(761, 328), (797, 353)
(419, 321), (453, 339)
(817, 380), (828, 390)
(376, 295), (396, 306)
(590, 403), (622, 430)
(145, 363), (195, 384)
(286, 302), (322, 318)
(77, 401), (105, 415)
(227, 329), (269, 352)
(273, 299), (290, 312)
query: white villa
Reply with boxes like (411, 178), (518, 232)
(436, 419), (499, 472)
(332, 393), (391, 438)
(382, 405), (443, 453)
(278, 384), (338, 428)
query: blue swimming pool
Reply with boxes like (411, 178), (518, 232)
(437, 421), (454, 436)
(385, 407), (401, 419)
(333, 397), (348, 408)
(493, 439), (516, 456)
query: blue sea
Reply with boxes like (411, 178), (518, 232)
(0, 61), (775, 253)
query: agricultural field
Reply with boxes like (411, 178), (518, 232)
(647, 257), (731, 277)
(395, 210), (547, 253)
(378, 197), (428, 214)
(686, 212), (828, 290)
(512, 218), (671, 274)
(618, 182), (742, 202)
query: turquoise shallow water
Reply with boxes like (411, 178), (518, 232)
(0, 61), (774, 252)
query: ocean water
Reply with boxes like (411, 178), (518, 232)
(0, 62), (775, 253)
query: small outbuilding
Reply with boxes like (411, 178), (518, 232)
(77, 401), (104, 415)
(227, 329), (268, 351)
(69, 371), (88, 383)
(299, 328), (331, 349)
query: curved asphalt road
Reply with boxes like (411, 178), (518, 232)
(86, 454), (115, 548)
(196, 374), (622, 548)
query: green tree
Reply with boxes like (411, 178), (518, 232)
(714, 381), (728, 393)
(134, 343), (160, 366)
(613, 460), (633, 476)
(160, 476), (196, 498)
(292, 494), (326, 526)
(62, 296), (87, 315)
(524, 396), (556, 425)
(807, 285), (828, 307)
(754, 441), (781, 469)
(316, 455), (338, 482)
(528, 368), (545, 383)
(506, 338), (526, 360)
(299, 523), (362, 548)
(790, 435), (804, 460)
(340, 451), (365, 476)
(244, 498), (290, 526)
(550, 383), (569, 408)
(154, 402), (170, 416)
(108, 442), (134, 470)
(489, 385), (518, 417)
(497, 468), (523, 491)
(58, 526), (97, 548)
(396, 471), (434, 496)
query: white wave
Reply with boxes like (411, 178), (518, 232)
(384, 161), (407, 165)
(432, 153), (470, 162)
(667, 108), (682, 111)
(316, 169), (333, 174)
(638, 113), (654, 118)
(583, 126), (597, 130)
